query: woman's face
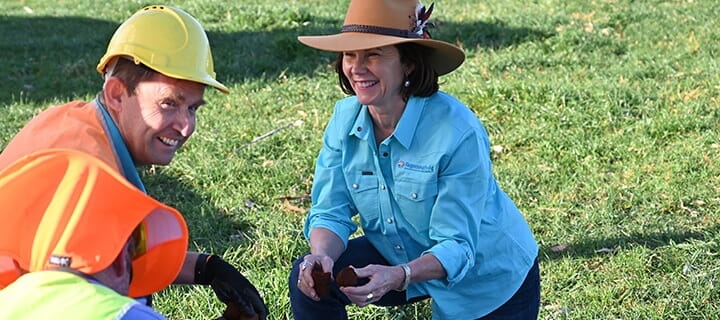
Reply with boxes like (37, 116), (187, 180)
(342, 45), (411, 109)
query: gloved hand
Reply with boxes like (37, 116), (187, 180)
(195, 254), (268, 320)
(212, 279), (259, 320)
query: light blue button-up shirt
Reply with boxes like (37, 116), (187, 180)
(304, 91), (538, 319)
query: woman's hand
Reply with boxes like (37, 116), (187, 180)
(296, 254), (334, 301)
(340, 264), (405, 307)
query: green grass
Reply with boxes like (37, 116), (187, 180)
(2, 0), (720, 319)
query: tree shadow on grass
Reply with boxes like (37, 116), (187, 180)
(540, 225), (720, 261)
(0, 14), (550, 105)
(438, 19), (553, 51)
(0, 16), (114, 105)
(210, 16), (553, 81)
(139, 168), (258, 253)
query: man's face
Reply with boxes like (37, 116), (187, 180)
(115, 73), (206, 166)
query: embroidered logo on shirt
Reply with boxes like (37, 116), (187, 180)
(397, 160), (434, 173)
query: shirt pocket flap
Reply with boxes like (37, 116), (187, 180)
(347, 175), (378, 193)
(395, 180), (438, 202)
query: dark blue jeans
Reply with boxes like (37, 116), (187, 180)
(288, 236), (540, 320)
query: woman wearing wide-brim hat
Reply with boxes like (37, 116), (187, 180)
(290, 0), (540, 319)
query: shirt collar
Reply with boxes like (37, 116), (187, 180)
(347, 96), (427, 148)
(94, 96), (147, 193)
(349, 103), (373, 142)
(393, 95), (425, 149)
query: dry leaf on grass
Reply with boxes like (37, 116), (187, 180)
(283, 200), (306, 214)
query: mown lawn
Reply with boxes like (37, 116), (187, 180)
(1, 0), (719, 319)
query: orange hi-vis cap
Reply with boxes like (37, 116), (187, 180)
(0, 149), (188, 297)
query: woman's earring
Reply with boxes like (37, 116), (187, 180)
(404, 80), (411, 87)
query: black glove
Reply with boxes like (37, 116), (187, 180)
(195, 254), (268, 320)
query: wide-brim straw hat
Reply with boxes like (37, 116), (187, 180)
(0, 149), (188, 298)
(298, 0), (465, 76)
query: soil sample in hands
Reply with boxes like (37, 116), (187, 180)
(311, 262), (332, 298)
(335, 266), (358, 287)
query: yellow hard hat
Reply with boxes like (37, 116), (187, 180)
(97, 5), (229, 94)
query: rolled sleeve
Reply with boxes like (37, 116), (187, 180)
(424, 129), (490, 286)
(424, 240), (474, 286)
(303, 105), (358, 247)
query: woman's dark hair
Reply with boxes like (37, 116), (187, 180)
(334, 42), (439, 100)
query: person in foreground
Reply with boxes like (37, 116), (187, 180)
(0, 5), (266, 319)
(289, 0), (540, 319)
(0, 149), (188, 319)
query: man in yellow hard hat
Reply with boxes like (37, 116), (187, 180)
(0, 5), (267, 319)
(0, 149), (189, 319)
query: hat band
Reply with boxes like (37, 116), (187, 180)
(341, 24), (422, 39)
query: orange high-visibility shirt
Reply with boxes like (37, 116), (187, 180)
(0, 100), (121, 173)
(0, 100), (122, 288)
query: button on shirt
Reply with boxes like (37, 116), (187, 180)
(304, 92), (538, 320)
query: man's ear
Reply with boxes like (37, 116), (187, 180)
(103, 77), (127, 113)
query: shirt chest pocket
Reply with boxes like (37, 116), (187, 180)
(347, 174), (380, 223)
(393, 180), (438, 233)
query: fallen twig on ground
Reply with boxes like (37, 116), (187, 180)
(236, 119), (303, 152)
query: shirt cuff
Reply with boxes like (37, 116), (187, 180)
(424, 240), (473, 287)
(304, 218), (355, 249)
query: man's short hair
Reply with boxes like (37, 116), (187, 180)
(108, 58), (157, 95)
